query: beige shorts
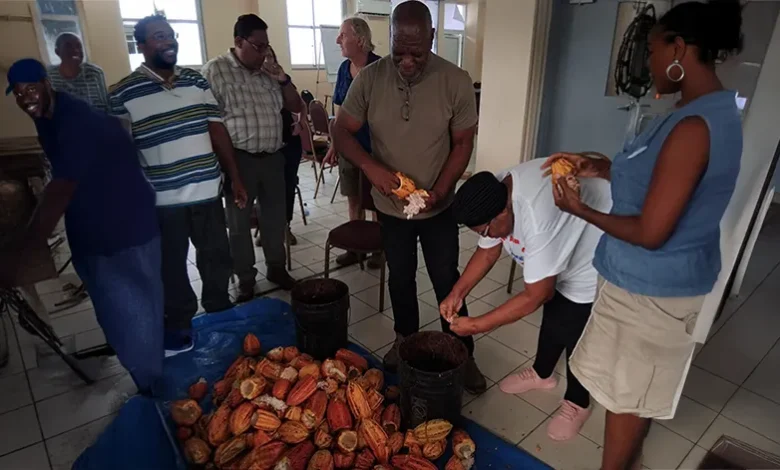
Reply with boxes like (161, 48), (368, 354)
(569, 277), (703, 419)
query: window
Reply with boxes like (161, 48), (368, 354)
(286, 0), (344, 68)
(35, 0), (85, 65)
(391, 0), (440, 52)
(443, 3), (466, 31)
(119, 0), (206, 70)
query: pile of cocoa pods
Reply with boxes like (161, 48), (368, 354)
(169, 334), (476, 470)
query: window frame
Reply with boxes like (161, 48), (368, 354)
(286, 0), (346, 70)
(32, 0), (89, 66)
(119, 0), (208, 69)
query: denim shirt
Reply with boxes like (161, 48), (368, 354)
(594, 90), (743, 297)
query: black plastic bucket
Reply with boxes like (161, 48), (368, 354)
(398, 331), (469, 429)
(291, 278), (350, 360)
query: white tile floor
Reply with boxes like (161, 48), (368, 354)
(2, 167), (780, 470)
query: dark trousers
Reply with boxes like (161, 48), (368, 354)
(225, 149), (287, 284)
(378, 207), (474, 355)
(533, 291), (592, 408)
(157, 198), (233, 331)
(72, 237), (163, 393)
(281, 138), (302, 223)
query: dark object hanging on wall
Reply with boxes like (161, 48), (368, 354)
(614, 4), (657, 99)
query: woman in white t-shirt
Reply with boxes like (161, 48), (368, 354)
(444, 161), (612, 441)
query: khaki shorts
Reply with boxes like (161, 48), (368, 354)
(569, 277), (703, 419)
(338, 156), (359, 197)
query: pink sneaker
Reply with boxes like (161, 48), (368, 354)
(547, 400), (591, 441)
(499, 367), (558, 394)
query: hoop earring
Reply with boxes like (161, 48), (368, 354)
(666, 59), (685, 83)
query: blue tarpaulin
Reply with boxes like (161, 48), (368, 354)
(74, 298), (551, 470)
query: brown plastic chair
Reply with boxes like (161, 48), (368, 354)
(323, 173), (385, 311)
(309, 119), (338, 199)
(300, 113), (329, 182)
(309, 100), (330, 135)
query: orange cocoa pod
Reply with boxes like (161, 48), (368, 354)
(225, 385), (245, 408)
(371, 405), (384, 424)
(224, 356), (246, 381)
(277, 420), (310, 444)
(413, 419), (453, 444)
(188, 377), (208, 401)
(333, 386), (347, 402)
(381, 404), (401, 435)
(314, 427), (333, 449)
(346, 382), (372, 419)
(354, 375), (372, 391)
(384, 386), (400, 402)
(444, 455), (467, 470)
(171, 399), (202, 426)
(240, 440), (287, 470)
(307, 450), (334, 470)
(302, 390), (328, 429)
(363, 369), (384, 391)
(335, 429), (358, 453)
(326, 399), (353, 432)
(452, 429), (476, 460)
(193, 413), (211, 441)
(273, 379), (293, 400)
(407, 443), (422, 457)
(318, 378), (339, 395)
(275, 440), (316, 470)
(403, 430), (420, 448)
(354, 449), (376, 470)
(333, 451), (355, 469)
(366, 389), (384, 411)
(249, 430), (272, 448)
(387, 432), (403, 456)
(229, 357), (254, 384)
(321, 359), (348, 383)
(285, 405), (303, 421)
(298, 363), (321, 381)
(358, 419), (388, 464)
(213, 379), (231, 403)
(391, 455), (437, 470)
(256, 358), (283, 381)
(176, 426), (192, 442)
(391, 172), (417, 199)
(251, 409), (282, 432)
(286, 375), (318, 406)
(283, 346), (300, 363)
(207, 403), (232, 446)
(551, 158), (576, 178)
(214, 435), (248, 468)
(289, 354), (314, 370)
(335, 349), (368, 373)
(183, 437), (211, 465)
(267, 346), (285, 362)
(422, 440), (446, 460)
(243, 333), (262, 356)
(229, 401), (255, 436)
(240, 376), (268, 400)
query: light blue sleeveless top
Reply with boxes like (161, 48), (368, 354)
(593, 90), (743, 297)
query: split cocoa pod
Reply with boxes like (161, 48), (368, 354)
(391, 172), (417, 199)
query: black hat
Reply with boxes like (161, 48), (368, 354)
(452, 171), (508, 227)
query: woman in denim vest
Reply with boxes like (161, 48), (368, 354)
(544, 1), (744, 468)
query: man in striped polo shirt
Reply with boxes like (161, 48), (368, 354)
(109, 15), (248, 355)
(47, 33), (109, 112)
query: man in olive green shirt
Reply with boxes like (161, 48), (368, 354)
(332, 0), (485, 393)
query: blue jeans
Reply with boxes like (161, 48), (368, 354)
(72, 237), (164, 393)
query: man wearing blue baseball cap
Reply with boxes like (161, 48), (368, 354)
(3, 58), (164, 394)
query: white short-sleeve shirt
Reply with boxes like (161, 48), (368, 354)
(477, 160), (612, 304)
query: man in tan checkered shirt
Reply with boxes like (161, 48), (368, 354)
(203, 14), (304, 299)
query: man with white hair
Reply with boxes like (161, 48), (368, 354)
(324, 17), (381, 267)
(47, 33), (108, 112)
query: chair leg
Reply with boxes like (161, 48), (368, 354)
(330, 175), (341, 203)
(314, 161), (326, 198)
(286, 227), (292, 272)
(378, 253), (386, 312)
(324, 240), (331, 279)
(296, 185), (307, 226)
(507, 262), (517, 294)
